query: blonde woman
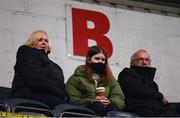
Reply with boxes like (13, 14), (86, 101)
(11, 30), (68, 109)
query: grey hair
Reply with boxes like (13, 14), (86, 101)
(130, 49), (150, 65)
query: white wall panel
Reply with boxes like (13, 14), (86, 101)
(0, 0), (26, 12)
(118, 9), (180, 36)
(0, 29), (13, 52)
(0, 52), (15, 87)
(13, 13), (54, 36)
(52, 18), (66, 39)
(29, 0), (65, 17)
(0, 10), (14, 30)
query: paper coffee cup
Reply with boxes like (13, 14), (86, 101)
(96, 87), (105, 96)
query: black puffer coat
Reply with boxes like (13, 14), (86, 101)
(118, 66), (164, 115)
(11, 45), (68, 108)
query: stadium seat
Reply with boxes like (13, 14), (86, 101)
(0, 86), (11, 102)
(0, 86), (11, 112)
(6, 98), (54, 117)
(0, 99), (9, 112)
(106, 110), (139, 117)
(53, 104), (98, 117)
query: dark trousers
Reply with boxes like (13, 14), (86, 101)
(87, 101), (119, 116)
(160, 103), (180, 117)
(30, 94), (66, 109)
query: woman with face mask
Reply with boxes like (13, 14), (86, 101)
(66, 45), (125, 116)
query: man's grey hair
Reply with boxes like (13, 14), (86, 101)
(130, 49), (150, 65)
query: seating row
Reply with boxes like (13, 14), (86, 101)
(0, 86), (138, 117)
(0, 86), (98, 117)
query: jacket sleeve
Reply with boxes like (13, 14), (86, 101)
(109, 77), (125, 109)
(16, 46), (58, 91)
(65, 75), (92, 106)
(118, 68), (163, 101)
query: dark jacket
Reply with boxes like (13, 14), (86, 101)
(118, 66), (164, 112)
(11, 45), (67, 104)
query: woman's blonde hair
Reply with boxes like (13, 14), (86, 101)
(84, 45), (113, 85)
(24, 30), (51, 53)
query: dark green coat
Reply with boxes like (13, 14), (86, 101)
(66, 65), (125, 109)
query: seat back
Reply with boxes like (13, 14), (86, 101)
(6, 98), (54, 117)
(0, 86), (11, 112)
(106, 110), (139, 117)
(0, 86), (11, 102)
(53, 104), (97, 117)
(0, 99), (9, 112)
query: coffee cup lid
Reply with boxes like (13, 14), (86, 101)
(96, 87), (105, 90)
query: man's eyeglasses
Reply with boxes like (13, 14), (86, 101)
(134, 58), (151, 62)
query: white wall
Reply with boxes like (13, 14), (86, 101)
(0, 0), (180, 102)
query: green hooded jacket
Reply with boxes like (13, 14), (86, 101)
(66, 65), (125, 109)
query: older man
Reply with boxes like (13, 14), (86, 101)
(118, 49), (180, 116)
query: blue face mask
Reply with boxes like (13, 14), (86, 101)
(90, 62), (105, 74)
